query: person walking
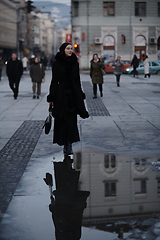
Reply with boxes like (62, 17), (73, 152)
(22, 56), (28, 71)
(0, 56), (4, 81)
(30, 57), (45, 99)
(131, 54), (139, 78)
(90, 54), (105, 99)
(143, 55), (150, 79)
(6, 52), (23, 99)
(113, 56), (124, 87)
(47, 42), (89, 156)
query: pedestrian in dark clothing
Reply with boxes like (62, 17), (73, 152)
(30, 57), (45, 99)
(47, 42), (89, 156)
(90, 54), (105, 99)
(131, 54), (139, 78)
(0, 56), (4, 81)
(113, 56), (124, 87)
(6, 53), (23, 99)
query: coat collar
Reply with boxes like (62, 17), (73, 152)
(55, 52), (77, 65)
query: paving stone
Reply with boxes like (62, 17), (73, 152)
(0, 120), (43, 222)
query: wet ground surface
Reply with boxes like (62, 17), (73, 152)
(0, 150), (160, 240)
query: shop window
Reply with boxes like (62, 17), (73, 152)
(135, 2), (146, 17)
(105, 181), (116, 197)
(103, 2), (115, 16)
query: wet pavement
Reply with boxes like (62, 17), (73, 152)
(0, 69), (160, 239)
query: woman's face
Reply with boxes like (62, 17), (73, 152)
(35, 58), (39, 63)
(117, 56), (121, 61)
(65, 45), (72, 57)
(94, 55), (98, 60)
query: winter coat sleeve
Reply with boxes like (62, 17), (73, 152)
(74, 62), (86, 99)
(47, 63), (58, 103)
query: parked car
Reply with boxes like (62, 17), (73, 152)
(124, 61), (160, 75)
(105, 60), (131, 73)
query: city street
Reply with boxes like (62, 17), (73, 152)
(0, 69), (160, 240)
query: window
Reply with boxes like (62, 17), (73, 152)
(73, 1), (79, 17)
(135, 2), (146, 17)
(103, 2), (115, 16)
(135, 179), (146, 194)
(105, 181), (116, 197)
(158, 2), (160, 17)
(152, 62), (159, 66)
(104, 154), (116, 173)
(157, 178), (160, 194)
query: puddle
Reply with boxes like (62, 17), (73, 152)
(0, 151), (160, 240)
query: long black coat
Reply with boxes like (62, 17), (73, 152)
(6, 58), (23, 82)
(47, 52), (89, 145)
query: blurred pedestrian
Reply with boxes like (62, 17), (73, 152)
(47, 42), (89, 156)
(6, 52), (23, 99)
(131, 54), (139, 78)
(113, 56), (124, 87)
(143, 55), (150, 79)
(0, 56), (4, 81)
(90, 53), (105, 99)
(41, 56), (48, 70)
(30, 57), (45, 99)
(22, 56), (28, 71)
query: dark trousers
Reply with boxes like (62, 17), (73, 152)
(133, 67), (138, 77)
(9, 78), (20, 98)
(144, 73), (150, 78)
(116, 74), (121, 82)
(93, 83), (102, 96)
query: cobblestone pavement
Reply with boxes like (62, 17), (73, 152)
(0, 120), (44, 222)
(82, 81), (110, 116)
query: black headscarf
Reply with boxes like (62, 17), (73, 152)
(59, 42), (71, 54)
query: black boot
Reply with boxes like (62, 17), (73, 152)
(100, 91), (103, 97)
(93, 94), (97, 99)
(117, 82), (120, 87)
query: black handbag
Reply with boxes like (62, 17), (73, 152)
(42, 111), (52, 134)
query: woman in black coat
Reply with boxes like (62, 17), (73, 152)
(47, 42), (89, 156)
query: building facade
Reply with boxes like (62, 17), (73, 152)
(0, 0), (17, 60)
(71, 0), (160, 69)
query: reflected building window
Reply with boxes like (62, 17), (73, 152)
(104, 154), (116, 173)
(134, 158), (147, 172)
(157, 178), (160, 194)
(134, 179), (147, 194)
(104, 181), (116, 197)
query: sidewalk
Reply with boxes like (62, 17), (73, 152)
(0, 70), (160, 240)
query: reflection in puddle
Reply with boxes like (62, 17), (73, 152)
(73, 152), (160, 239)
(44, 156), (90, 240)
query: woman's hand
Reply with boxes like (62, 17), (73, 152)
(49, 102), (54, 107)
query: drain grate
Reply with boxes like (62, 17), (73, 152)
(0, 120), (44, 222)
(82, 81), (110, 116)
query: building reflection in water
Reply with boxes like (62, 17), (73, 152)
(74, 152), (160, 239)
